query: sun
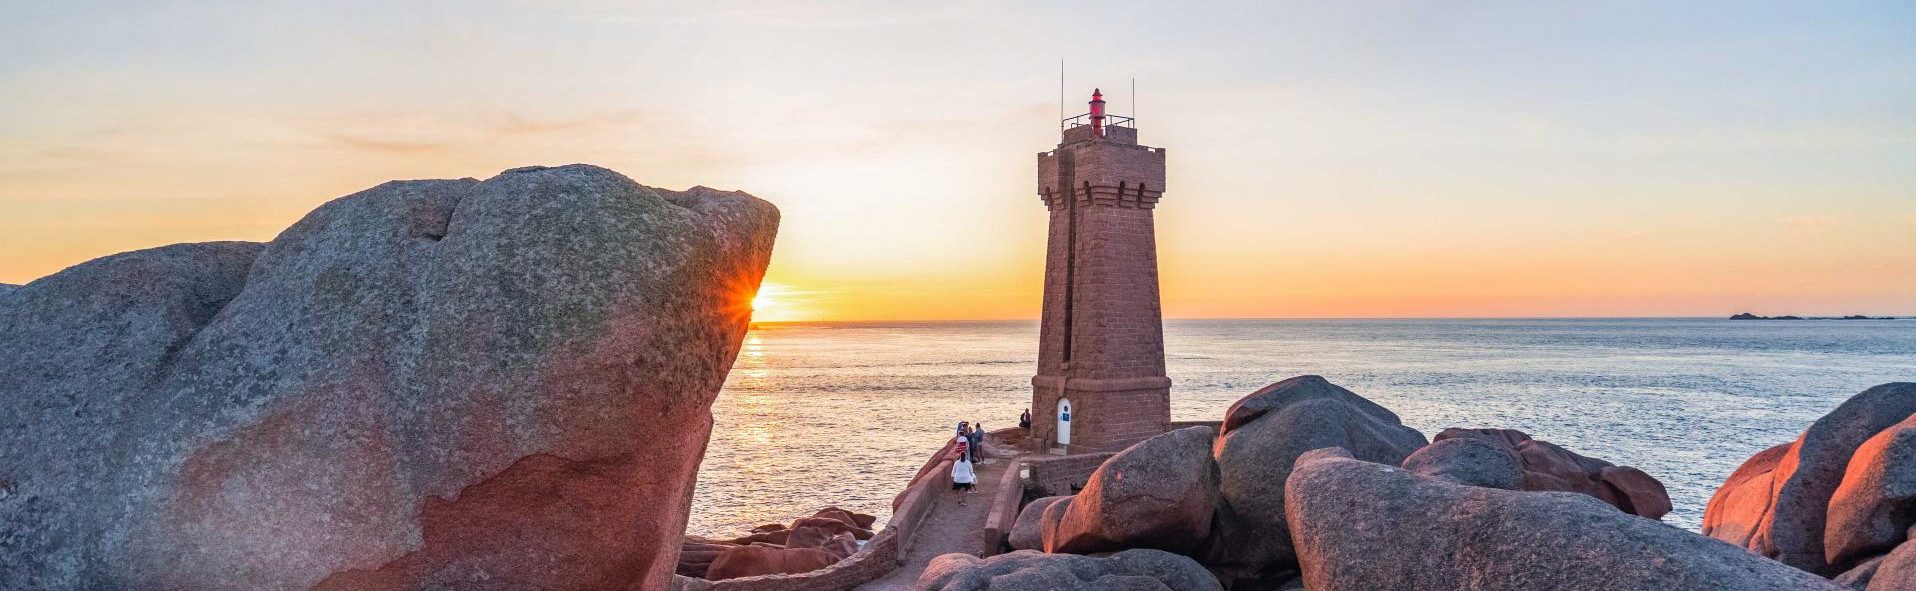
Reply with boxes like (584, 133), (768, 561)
(746, 282), (807, 321)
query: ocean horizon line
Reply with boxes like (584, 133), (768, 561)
(751, 314), (1916, 325)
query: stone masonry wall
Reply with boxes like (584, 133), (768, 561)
(1023, 452), (1118, 500)
(1067, 204), (1167, 379)
(1029, 127), (1173, 451)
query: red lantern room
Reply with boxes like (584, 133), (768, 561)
(1089, 88), (1106, 137)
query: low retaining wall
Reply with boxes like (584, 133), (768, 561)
(1022, 452), (1116, 499)
(979, 458), (1024, 556)
(894, 457), (954, 555)
(678, 441), (959, 591)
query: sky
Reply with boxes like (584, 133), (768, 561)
(2, 1), (1913, 321)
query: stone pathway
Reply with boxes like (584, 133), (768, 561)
(853, 458), (1015, 591)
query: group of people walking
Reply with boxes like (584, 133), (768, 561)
(949, 410), (1027, 507)
(950, 420), (985, 505)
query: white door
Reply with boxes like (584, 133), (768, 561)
(1057, 399), (1072, 445)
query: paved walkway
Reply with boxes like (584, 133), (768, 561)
(853, 458), (1016, 591)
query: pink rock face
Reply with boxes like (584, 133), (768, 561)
(1825, 414), (1916, 570)
(1042, 426), (1220, 555)
(1284, 450), (1847, 591)
(784, 524), (840, 550)
(818, 533), (861, 560)
(1600, 466), (1676, 519)
(812, 507), (877, 530)
(705, 546), (842, 580)
(1868, 534), (1916, 591)
(677, 538), (739, 579)
(789, 516), (875, 540)
(1702, 442), (1794, 546)
(0, 165), (781, 591)
(1702, 383), (1916, 574)
(1010, 496), (1072, 551)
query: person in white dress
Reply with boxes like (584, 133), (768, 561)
(950, 452), (977, 506)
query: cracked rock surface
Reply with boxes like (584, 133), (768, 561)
(0, 164), (779, 591)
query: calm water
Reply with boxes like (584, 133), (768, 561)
(689, 318), (1915, 536)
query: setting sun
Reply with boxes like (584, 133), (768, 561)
(748, 283), (807, 322)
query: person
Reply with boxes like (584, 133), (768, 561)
(968, 422), (985, 461)
(951, 451), (977, 505)
(1019, 409), (1031, 429)
(955, 421), (969, 439)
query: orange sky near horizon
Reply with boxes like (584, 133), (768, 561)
(4, 2), (1914, 322)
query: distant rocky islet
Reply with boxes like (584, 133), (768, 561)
(1732, 312), (1903, 320)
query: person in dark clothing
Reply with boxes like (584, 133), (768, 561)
(1019, 409), (1031, 429)
(967, 422), (985, 461)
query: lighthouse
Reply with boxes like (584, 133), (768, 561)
(1030, 89), (1171, 452)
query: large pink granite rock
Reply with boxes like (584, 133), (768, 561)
(705, 545), (841, 580)
(1286, 448), (1846, 591)
(1702, 383), (1916, 574)
(919, 549), (1223, 591)
(1204, 376), (1427, 587)
(0, 165), (779, 591)
(1432, 428), (1672, 519)
(1825, 413), (1916, 571)
(1009, 496), (1070, 551)
(1042, 426), (1220, 555)
(1400, 436), (1524, 489)
(1702, 441), (1794, 546)
(1864, 533), (1916, 591)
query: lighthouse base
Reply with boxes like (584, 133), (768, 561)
(1028, 375), (1171, 452)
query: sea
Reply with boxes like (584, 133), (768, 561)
(688, 318), (1915, 537)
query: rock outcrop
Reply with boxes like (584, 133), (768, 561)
(1701, 442), (1794, 545)
(0, 282), (18, 296)
(1703, 383), (1916, 574)
(677, 537), (736, 579)
(1432, 428), (1672, 519)
(1286, 448), (1846, 591)
(0, 165), (780, 591)
(1041, 426), (1219, 555)
(1204, 375), (1428, 586)
(678, 506), (877, 580)
(706, 546), (842, 580)
(1400, 435), (1524, 489)
(1009, 496), (1069, 551)
(1825, 413), (1916, 571)
(1863, 534), (1916, 590)
(918, 549), (1223, 591)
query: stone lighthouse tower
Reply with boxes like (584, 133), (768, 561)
(1030, 89), (1170, 451)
